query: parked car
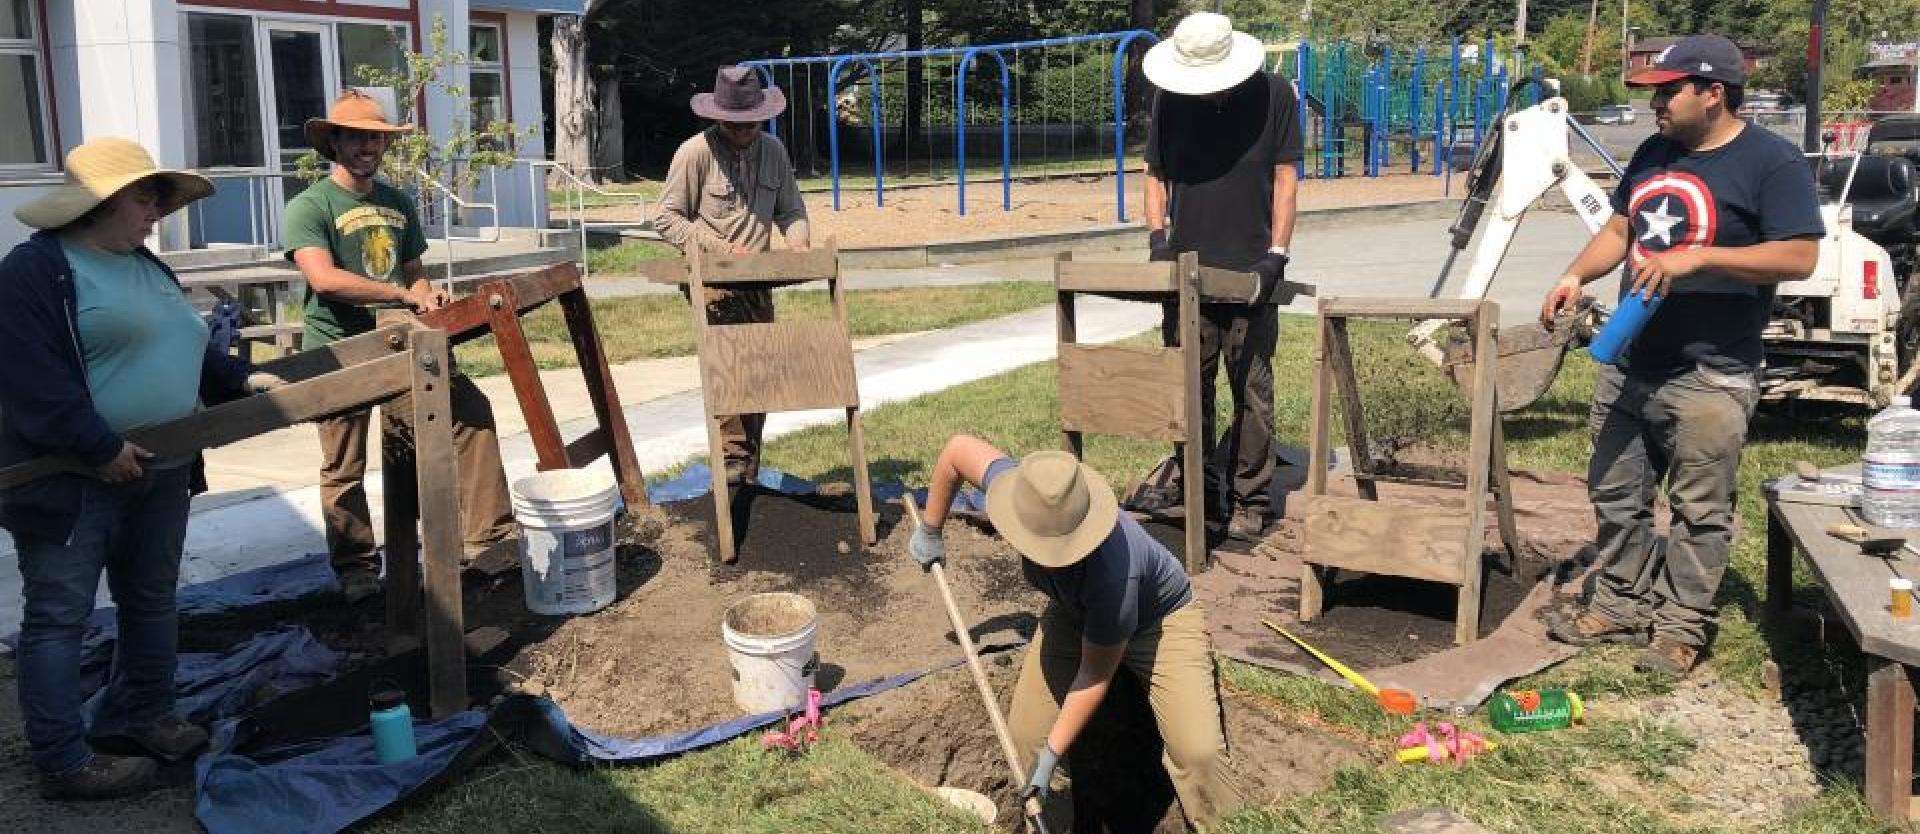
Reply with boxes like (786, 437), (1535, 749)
(1739, 91), (1791, 119)
(1594, 104), (1636, 125)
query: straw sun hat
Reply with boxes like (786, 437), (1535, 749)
(1142, 12), (1267, 96)
(984, 451), (1120, 569)
(13, 137), (213, 231)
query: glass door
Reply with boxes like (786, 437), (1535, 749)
(258, 20), (337, 206)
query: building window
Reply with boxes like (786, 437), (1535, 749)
(469, 23), (505, 132)
(186, 14), (265, 168)
(0, 0), (51, 169)
(338, 22), (410, 118)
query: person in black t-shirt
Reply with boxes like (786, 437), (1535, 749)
(1135, 12), (1304, 542)
(1540, 35), (1822, 675)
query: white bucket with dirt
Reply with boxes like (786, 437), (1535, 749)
(511, 468), (618, 615)
(721, 592), (819, 714)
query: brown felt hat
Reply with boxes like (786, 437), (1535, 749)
(984, 451), (1119, 569)
(305, 89), (412, 162)
(690, 65), (787, 123)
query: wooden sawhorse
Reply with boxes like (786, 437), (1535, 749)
(1299, 298), (1520, 644)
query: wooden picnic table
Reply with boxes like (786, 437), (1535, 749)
(1765, 468), (1920, 824)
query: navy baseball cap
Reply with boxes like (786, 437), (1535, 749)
(1628, 34), (1746, 87)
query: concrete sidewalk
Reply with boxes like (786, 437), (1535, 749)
(0, 295), (1162, 637)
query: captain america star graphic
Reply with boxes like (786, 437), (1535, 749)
(1626, 171), (1719, 264)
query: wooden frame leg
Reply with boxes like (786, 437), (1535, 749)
(1490, 418), (1522, 563)
(561, 286), (651, 509)
(1181, 439), (1205, 574)
(1765, 502), (1794, 627)
(486, 285), (568, 470)
(1865, 658), (1915, 824)
(409, 329), (468, 718)
(380, 428), (421, 656)
(706, 414), (738, 564)
(847, 407), (876, 547)
(1299, 564), (1327, 622)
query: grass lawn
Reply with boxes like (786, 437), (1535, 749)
(380, 316), (1895, 834)
(585, 239), (680, 275)
(548, 153), (1138, 209)
(450, 281), (1057, 377)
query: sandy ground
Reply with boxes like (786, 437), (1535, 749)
(574, 171), (1456, 249)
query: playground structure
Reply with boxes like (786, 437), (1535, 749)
(737, 31), (1535, 222)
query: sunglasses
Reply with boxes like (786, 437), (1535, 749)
(719, 121), (761, 133)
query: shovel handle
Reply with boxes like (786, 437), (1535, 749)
(903, 496), (1051, 833)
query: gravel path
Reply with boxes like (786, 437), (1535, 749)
(1621, 674), (1825, 827)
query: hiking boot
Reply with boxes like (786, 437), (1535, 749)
(1545, 607), (1649, 647)
(119, 716), (209, 762)
(1635, 636), (1702, 676)
(338, 570), (381, 605)
(1228, 505), (1271, 540)
(39, 755), (158, 801)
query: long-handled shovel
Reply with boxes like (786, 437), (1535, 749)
(902, 496), (1052, 834)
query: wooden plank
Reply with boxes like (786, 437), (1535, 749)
(697, 246), (839, 284)
(1455, 305), (1498, 644)
(415, 264), (580, 341)
(1056, 260), (1177, 294)
(636, 257), (691, 285)
(690, 247), (738, 564)
(699, 321), (859, 415)
(1058, 344), (1188, 442)
(1055, 253), (1083, 458)
(485, 283), (569, 470)
(1325, 319), (1378, 501)
(564, 428), (611, 468)
(381, 430), (422, 656)
(1302, 495), (1471, 585)
(407, 329), (468, 718)
(1864, 658), (1915, 824)
(1179, 258), (1207, 573)
(1489, 417), (1522, 562)
(560, 287), (651, 509)
(1299, 304), (1334, 622)
(0, 352), (415, 490)
(848, 407), (876, 546)
(253, 322), (414, 385)
(1772, 500), (1920, 667)
(1318, 297), (1486, 319)
(1766, 500), (1795, 626)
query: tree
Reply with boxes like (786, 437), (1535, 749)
(552, 0), (616, 184)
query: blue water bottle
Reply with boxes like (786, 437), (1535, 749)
(1588, 290), (1663, 365)
(369, 684), (417, 764)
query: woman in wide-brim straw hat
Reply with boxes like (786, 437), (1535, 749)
(0, 137), (254, 801)
(904, 434), (1246, 830)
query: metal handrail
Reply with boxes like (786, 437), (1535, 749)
(527, 160), (651, 280)
(402, 163), (503, 285)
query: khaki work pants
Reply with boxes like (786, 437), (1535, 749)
(1007, 602), (1244, 831)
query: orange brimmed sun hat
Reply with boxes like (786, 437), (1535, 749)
(304, 89), (412, 162)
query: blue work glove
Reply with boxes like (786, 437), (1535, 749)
(909, 523), (945, 572)
(1021, 743), (1061, 801)
(1248, 251), (1290, 305)
(1148, 229), (1175, 263)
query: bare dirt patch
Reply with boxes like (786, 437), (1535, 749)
(576, 172), (1453, 251)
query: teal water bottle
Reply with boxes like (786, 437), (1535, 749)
(1588, 290), (1662, 365)
(369, 685), (417, 764)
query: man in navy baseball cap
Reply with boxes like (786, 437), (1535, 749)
(1628, 33), (1747, 88)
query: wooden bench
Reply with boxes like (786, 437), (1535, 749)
(1765, 476), (1920, 825)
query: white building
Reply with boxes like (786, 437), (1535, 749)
(0, 0), (583, 254)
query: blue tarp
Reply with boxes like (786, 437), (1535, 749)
(81, 626), (342, 739)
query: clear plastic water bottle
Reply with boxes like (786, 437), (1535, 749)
(1864, 395), (1920, 527)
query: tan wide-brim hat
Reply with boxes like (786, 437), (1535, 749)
(304, 89), (412, 162)
(985, 450), (1120, 569)
(13, 137), (213, 231)
(1143, 12), (1267, 96)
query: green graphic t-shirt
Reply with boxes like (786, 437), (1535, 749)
(283, 177), (429, 346)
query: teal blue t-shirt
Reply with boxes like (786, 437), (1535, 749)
(61, 236), (207, 438)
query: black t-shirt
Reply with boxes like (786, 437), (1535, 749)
(1610, 124), (1824, 378)
(1145, 70), (1304, 272)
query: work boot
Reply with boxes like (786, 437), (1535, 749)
(1634, 636), (1702, 676)
(1228, 505), (1271, 540)
(1545, 607), (1648, 647)
(39, 755), (158, 801)
(119, 716), (209, 762)
(338, 569), (381, 605)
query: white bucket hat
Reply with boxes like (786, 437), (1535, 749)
(1143, 12), (1266, 96)
(984, 451), (1119, 569)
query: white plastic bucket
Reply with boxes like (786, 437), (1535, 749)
(721, 592), (819, 714)
(511, 468), (619, 615)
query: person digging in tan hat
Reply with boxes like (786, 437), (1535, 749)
(909, 434), (1245, 831)
(283, 89), (519, 603)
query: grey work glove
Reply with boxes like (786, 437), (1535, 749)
(1021, 743), (1061, 801)
(1148, 229), (1175, 263)
(909, 522), (945, 572)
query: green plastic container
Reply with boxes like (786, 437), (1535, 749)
(1487, 689), (1584, 733)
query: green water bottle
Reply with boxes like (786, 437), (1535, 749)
(1488, 689), (1584, 734)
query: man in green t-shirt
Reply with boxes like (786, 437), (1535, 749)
(284, 90), (517, 602)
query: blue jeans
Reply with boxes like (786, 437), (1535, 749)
(13, 465), (191, 776)
(1586, 365), (1758, 647)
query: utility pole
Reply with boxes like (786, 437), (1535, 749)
(1805, 0), (1830, 151)
(1580, 0), (1600, 75)
(1619, 0), (1631, 84)
(1516, 0), (1528, 43)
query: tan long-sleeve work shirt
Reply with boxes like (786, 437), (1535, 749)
(652, 127), (810, 254)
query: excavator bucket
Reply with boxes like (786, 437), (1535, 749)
(1439, 297), (1598, 412)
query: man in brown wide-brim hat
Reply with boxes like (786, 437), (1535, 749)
(282, 89), (519, 602)
(652, 65), (811, 491)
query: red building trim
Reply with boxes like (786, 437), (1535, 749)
(34, 0), (60, 169)
(470, 11), (512, 122)
(182, 0), (414, 23)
